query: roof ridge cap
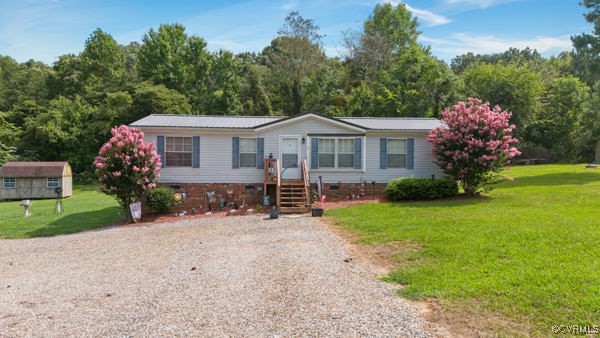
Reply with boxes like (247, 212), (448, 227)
(148, 114), (281, 118)
(340, 117), (438, 120)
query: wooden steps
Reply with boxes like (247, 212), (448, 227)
(279, 179), (309, 213)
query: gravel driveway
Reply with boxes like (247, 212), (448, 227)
(1, 215), (432, 337)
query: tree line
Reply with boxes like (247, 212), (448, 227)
(1, 2), (599, 180)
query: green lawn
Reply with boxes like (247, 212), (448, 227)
(0, 185), (122, 238)
(327, 164), (600, 335)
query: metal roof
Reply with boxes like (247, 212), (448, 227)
(130, 114), (441, 131)
(130, 114), (281, 129)
(339, 117), (443, 130)
(0, 162), (70, 178)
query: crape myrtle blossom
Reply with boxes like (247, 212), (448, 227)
(428, 98), (520, 196)
(94, 125), (161, 222)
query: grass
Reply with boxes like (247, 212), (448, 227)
(0, 185), (122, 238)
(327, 164), (600, 335)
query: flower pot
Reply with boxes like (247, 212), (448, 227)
(311, 208), (323, 217)
(269, 209), (279, 219)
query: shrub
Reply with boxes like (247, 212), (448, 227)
(145, 187), (177, 213)
(385, 178), (458, 201)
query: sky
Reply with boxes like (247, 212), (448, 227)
(0, 0), (591, 65)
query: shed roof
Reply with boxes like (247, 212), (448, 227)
(130, 113), (442, 131)
(0, 162), (70, 178)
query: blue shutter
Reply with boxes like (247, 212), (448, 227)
(407, 138), (414, 169)
(232, 137), (240, 169)
(157, 136), (165, 168)
(354, 137), (362, 169)
(256, 138), (264, 169)
(310, 138), (319, 169)
(379, 138), (387, 169)
(192, 136), (200, 168)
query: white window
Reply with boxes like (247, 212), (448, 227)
(166, 137), (192, 167)
(337, 139), (355, 168)
(3, 177), (16, 189)
(240, 138), (257, 168)
(318, 138), (335, 168)
(317, 138), (357, 169)
(47, 177), (60, 188)
(388, 138), (407, 168)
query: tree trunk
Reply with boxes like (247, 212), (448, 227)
(462, 181), (477, 197)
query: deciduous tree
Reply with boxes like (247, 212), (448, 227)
(529, 75), (590, 160)
(94, 125), (161, 222)
(461, 63), (544, 129)
(428, 98), (520, 196)
(571, 0), (600, 85)
(344, 3), (419, 82)
(263, 12), (327, 115)
(0, 112), (19, 165)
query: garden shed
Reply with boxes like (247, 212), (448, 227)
(0, 162), (73, 200)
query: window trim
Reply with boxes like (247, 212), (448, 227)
(239, 137), (258, 168)
(47, 177), (60, 188)
(387, 138), (408, 169)
(165, 136), (193, 167)
(3, 177), (16, 189)
(315, 137), (358, 170)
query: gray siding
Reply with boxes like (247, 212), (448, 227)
(307, 132), (443, 184)
(260, 118), (356, 167)
(144, 130), (262, 184)
(142, 116), (443, 184)
(363, 132), (443, 182)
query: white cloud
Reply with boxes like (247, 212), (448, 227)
(421, 33), (573, 61)
(404, 4), (451, 27)
(0, 1), (92, 63)
(324, 45), (349, 59)
(381, 1), (450, 27)
(443, 0), (518, 9)
(280, 1), (298, 11)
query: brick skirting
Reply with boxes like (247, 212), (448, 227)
(319, 182), (387, 199)
(151, 182), (389, 214)
(157, 183), (265, 214)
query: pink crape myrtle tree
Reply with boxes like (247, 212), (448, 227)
(94, 125), (161, 223)
(428, 98), (521, 197)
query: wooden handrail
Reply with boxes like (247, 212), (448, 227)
(264, 158), (278, 183)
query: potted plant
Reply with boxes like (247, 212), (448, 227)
(311, 192), (325, 217)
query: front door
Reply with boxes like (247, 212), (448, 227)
(280, 137), (300, 179)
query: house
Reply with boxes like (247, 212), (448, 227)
(131, 113), (443, 212)
(0, 162), (73, 200)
